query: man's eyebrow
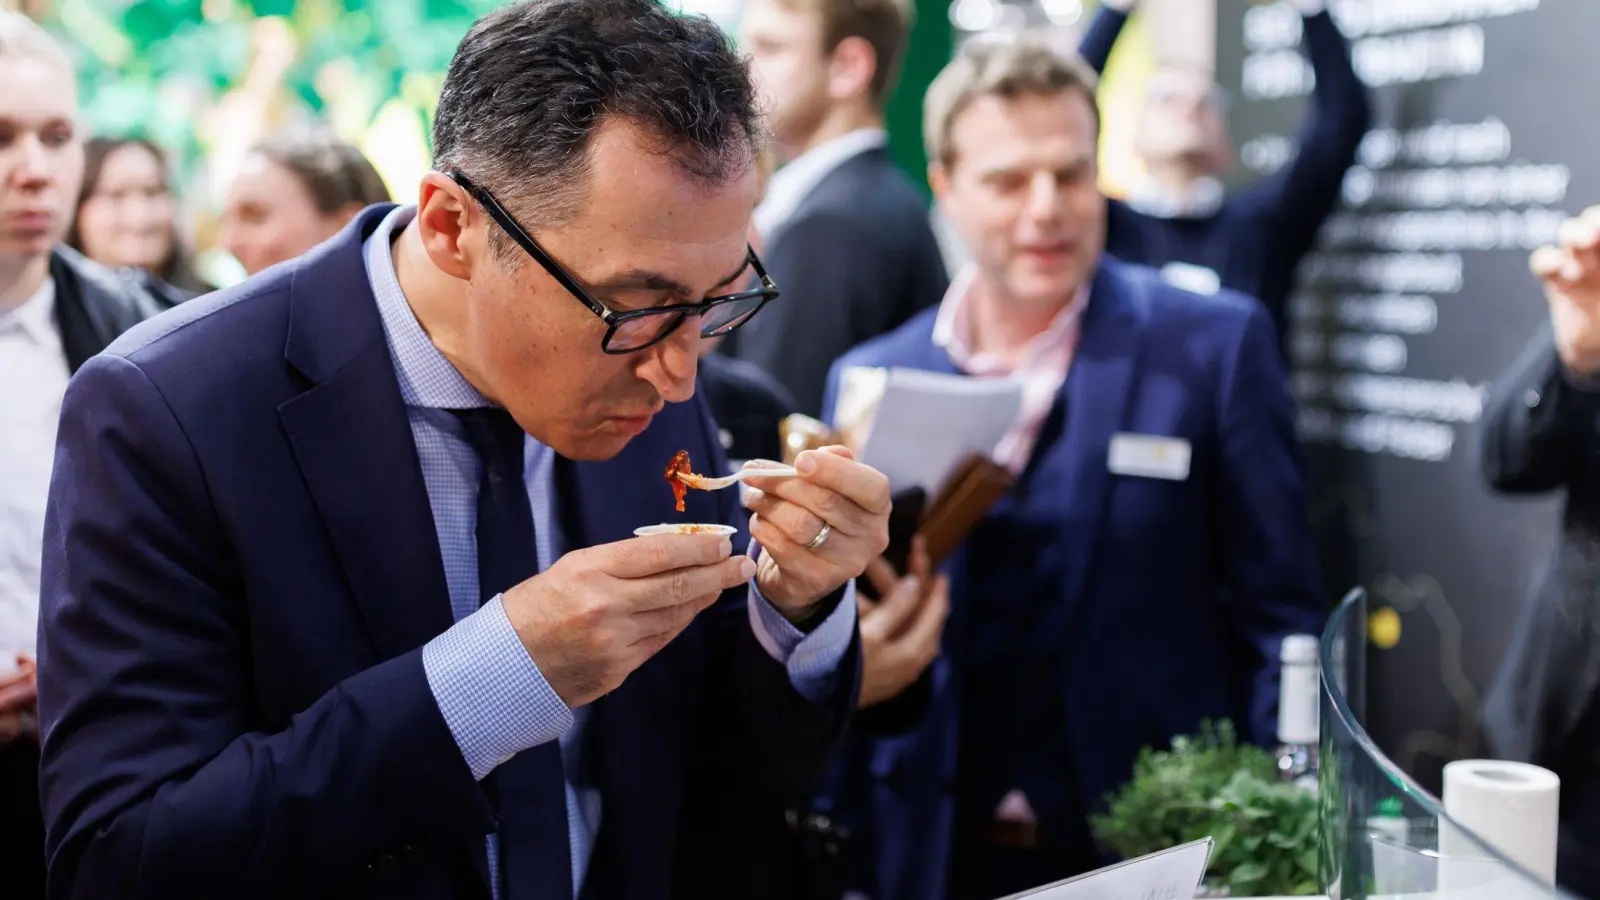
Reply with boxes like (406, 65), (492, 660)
(589, 255), (752, 298)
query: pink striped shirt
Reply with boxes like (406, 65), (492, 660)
(931, 267), (1087, 474)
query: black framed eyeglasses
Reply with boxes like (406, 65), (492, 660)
(450, 170), (780, 354)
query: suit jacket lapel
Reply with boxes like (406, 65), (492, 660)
(1039, 261), (1147, 631)
(276, 206), (454, 662)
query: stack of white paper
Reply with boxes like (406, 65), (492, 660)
(836, 365), (1023, 495)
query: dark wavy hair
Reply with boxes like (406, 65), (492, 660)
(431, 0), (761, 239)
(67, 137), (210, 293)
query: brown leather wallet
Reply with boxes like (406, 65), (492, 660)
(916, 453), (1014, 568)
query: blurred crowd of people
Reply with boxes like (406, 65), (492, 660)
(3, 0), (1600, 898)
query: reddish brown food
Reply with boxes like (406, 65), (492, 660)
(664, 449), (692, 512)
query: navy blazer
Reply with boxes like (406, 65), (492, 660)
(721, 147), (949, 416)
(818, 257), (1324, 900)
(36, 206), (857, 900)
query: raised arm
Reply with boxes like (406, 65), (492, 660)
(1247, 2), (1372, 262)
(1076, 0), (1134, 75)
(1483, 210), (1600, 494)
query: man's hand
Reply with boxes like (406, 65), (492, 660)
(1533, 206), (1600, 376)
(858, 539), (949, 708)
(501, 534), (756, 708)
(741, 447), (892, 620)
(0, 654), (38, 744)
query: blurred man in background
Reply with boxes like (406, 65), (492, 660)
(818, 35), (1324, 900)
(1480, 205), (1600, 898)
(725, 0), (948, 416)
(219, 126), (391, 276)
(1079, 0), (1368, 344)
(0, 12), (164, 897)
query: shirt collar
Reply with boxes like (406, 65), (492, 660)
(364, 205), (490, 410)
(754, 127), (888, 236)
(932, 265), (1086, 374)
(0, 278), (58, 345)
(1125, 174), (1225, 219)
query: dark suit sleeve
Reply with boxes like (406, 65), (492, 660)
(1237, 12), (1371, 287)
(757, 212), (904, 416)
(1077, 5), (1128, 74)
(1212, 304), (1326, 744)
(37, 355), (495, 898)
(673, 398), (860, 896)
(1481, 327), (1600, 494)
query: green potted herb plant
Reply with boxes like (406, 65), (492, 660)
(1090, 721), (1320, 897)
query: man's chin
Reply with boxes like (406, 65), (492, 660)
(1009, 270), (1088, 308)
(550, 418), (657, 462)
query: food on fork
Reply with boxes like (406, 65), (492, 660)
(665, 450), (800, 508)
(665, 449), (693, 512)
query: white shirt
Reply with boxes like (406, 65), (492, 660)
(0, 278), (69, 662)
(1126, 174), (1226, 220)
(754, 127), (888, 238)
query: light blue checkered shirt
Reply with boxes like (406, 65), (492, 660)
(364, 206), (855, 898)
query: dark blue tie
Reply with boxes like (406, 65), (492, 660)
(450, 408), (573, 900)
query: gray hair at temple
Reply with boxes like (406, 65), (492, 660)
(0, 10), (73, 71)
(923, 32), (1101, 168)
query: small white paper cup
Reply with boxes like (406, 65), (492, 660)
(632, 523), (738, 537)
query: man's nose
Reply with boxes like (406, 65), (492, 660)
(636, 321), (701, 404)
(1023, 171), (1065, 223)
(7, 136), (54, 188)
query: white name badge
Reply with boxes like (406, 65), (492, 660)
(1108, 433), (1192, 481)
(1160, 261), (1222, 296)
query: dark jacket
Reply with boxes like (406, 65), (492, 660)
(721, 147), (949, 416)
(697, 352), (798, 465)
(36, 207), (857, 900)
(816, 258), (1324, 900)
(1479, 329), (1600, 898)
(48, 245), (166, 372)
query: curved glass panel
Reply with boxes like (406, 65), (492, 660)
(1317, 588), (1576, 900)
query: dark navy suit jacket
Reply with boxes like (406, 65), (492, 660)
(36, 207), (857, 900)
(818, 257), (1324, 900)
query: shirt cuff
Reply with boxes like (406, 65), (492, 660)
(422, 595), (574, 781)
(744, 552), (857, 705)
(1290, 0), (1326, 14)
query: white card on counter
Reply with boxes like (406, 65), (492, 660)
(1108, 433), (1192, 481)
(995, 837), (1213, 900)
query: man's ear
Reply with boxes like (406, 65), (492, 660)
(827, 35), (878, 104)
(414, 172), (476, 281)
(928, 162), (951, 205)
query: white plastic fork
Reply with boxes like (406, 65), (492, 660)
(680, 465), (800, 491)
